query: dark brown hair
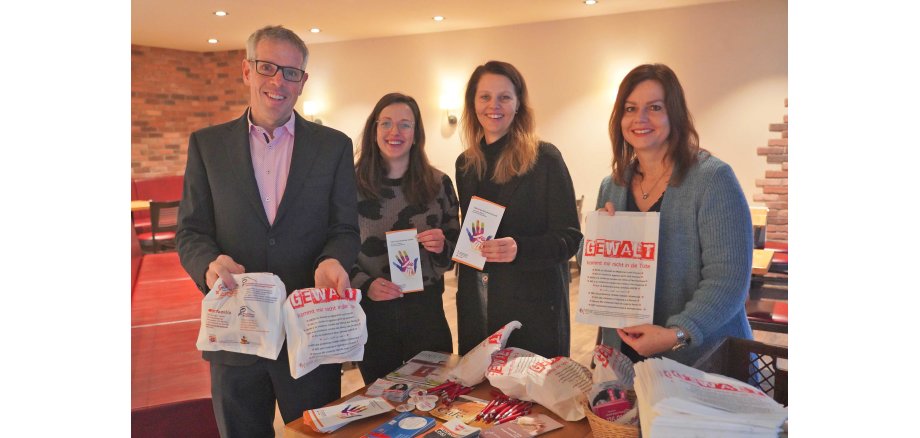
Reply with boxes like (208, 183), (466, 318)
(355, 93), (439, 205)
(609, 63), (700, 185)
(459, 60), (538, 183)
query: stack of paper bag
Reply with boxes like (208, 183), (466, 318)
(634, 357), (787, 437)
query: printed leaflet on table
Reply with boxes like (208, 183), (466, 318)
(386, 350), (453, 389)
(576, 211), (660, 328)
(451, 196), (506, 270)
(422, 419), (481, 437)
(480, 414), (563, 437)
(360, 411), (437, 438)
(303, 396), (393, 433)
(387, 228), (424, 293)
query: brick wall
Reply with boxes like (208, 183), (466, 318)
(131, 45), (249, 179)
(754, 99), (788, 243)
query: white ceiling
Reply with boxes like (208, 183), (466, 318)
(132, 0), (736, 52)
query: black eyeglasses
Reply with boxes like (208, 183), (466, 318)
(248, 60), (306, 82)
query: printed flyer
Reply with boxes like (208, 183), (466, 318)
(386, 228), (424, 293)
(451, 196), (506, 270)
(576, 211), (660, 328)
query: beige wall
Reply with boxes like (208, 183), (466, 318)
(299, 0), (787, 204)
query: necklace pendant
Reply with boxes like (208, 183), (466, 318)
(642, 193), (649, 200)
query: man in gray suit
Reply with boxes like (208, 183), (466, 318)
(176, 25), (360, 437)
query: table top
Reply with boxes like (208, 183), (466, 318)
(283, 380), (593, 438)
(131, 200), (151, 212)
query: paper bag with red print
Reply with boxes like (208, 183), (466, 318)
(447, 320), (521, 387)
(195, 272), (286, 360)
(283, 288), (367, 379)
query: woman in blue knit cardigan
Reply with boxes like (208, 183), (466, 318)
(595, 64), (754, 365)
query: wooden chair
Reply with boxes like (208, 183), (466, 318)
(137, 200), (180, 253)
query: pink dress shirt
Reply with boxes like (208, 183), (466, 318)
(248, 112), (296, 225)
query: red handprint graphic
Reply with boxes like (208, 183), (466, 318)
(392, 250), (419, 276)
(466, 219), (493, 250)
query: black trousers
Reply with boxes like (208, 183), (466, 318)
(209, 346), (341, 438)
(357, 281), (453, 385)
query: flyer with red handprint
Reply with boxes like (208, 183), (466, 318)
(451, 196), (506, 270)
(386, 228), (424, 292)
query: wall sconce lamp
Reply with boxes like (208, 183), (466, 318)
(302, 100), (323, 125)
(439, 94), (460, 126)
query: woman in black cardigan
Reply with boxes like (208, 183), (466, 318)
(454, 60), (582, 358)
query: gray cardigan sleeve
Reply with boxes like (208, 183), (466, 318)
(665, 164), (753, 347)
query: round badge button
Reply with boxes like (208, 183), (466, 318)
(398, 417), (429, 429)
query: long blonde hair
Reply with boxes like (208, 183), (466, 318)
(459, 61), (538, 184)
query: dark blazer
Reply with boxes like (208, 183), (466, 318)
(455, 142), (582, 358)
(177, 110), (361, 366)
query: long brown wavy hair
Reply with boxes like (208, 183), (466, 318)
(459, 60), (538, 184)
(608, 63), (700, 186)
(355, 93), (439, 205)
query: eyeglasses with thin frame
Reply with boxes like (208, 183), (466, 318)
(376, 120), (414, 133)
(248, 59), (306, 82)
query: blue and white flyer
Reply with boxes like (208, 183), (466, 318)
(576, 211), (660, 328)
(386, 228), (424, 293)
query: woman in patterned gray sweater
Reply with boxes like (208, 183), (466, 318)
(350, 93), (461, 384)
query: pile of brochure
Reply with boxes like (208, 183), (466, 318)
(303, 396), (393, 433)
(634, 357), (787, 438)
(387, 351), (454, 388)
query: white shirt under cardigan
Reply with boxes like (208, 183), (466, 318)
(594, 151), (754, 366)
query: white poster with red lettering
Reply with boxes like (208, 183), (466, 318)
(283, 288), (367, 379)
(576, 211), (660, 328)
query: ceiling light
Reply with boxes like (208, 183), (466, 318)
(214, 11), (228, 16)
(584, 0), (598, 5)
(433, 16), (445, 22)
(207, 38), (219, 44)
(310, 28), (321, 33)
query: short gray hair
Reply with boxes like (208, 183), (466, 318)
(246, 25), (309, 70)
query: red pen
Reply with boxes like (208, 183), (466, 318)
(476, 395), (506, 421)
(496, 410), (526, 424)
(490, 400), (520, 423)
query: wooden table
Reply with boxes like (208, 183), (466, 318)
(131, 200), (151, 212)
(283, 380), (593, 437)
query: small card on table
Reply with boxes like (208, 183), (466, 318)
(451, 196), (506, 270)
(387, 228), (424, 293)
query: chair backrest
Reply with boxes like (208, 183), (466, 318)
(150, 201), (180, 234)
(133, 175), (184, 228)
(693, 337), (788, 406)
(149, 200), (180, 252)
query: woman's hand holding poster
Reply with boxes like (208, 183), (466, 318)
(576, 211), (660, 328)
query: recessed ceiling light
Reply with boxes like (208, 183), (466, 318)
(584, 0), (598, 5)
(208, 38), (219, 44)
(214, 11), (228, 16)
(310, 28), (321, 33)
(433, 16), (445, 22)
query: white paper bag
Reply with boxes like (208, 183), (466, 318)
(195, 273), (286, 360)
(283, 288), (368, 379)
(485, 347), (594, 421)
(447, 321), (521, 387)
